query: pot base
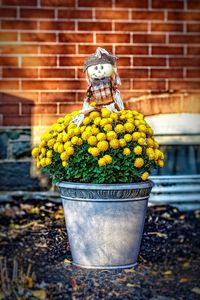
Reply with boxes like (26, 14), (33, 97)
(72, 262), (137, 270)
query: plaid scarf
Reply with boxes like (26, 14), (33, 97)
(90, 77), (113, 100)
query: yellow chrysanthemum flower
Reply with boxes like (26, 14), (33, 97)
(141, 171), (149, 181)
(104, 124), (112, 132)
(62, 161), (68, 167)
(97, 132), (106, 141)
(133, 145), (143, 155)
(88, 147), (100, 157)
(71, 136), (79, 145)
(101, 107), (111, 118)
(107, 131), (117, 141)
(100, 118), (109, 127)
(98, 157), (107, 167)
(146, 127), (154, 136)
(74, 127), (81, 136)
(153, 141), (159, 149)
(89, 111), (100, 120)
(97, 141), (109, 152)
(110, 139), (120, 149)
(64, 141), (72, 150)
(56, 133), (63, 142)
(123, 148), (131, 156)
(88, 135), (98, 146)
(57, 144), (64, 153)
(32, 147), (39, 158)
(65, 146), (74, 156)
(63, 133), (70, 142)
(40, 158), (47, 167)
(157, 159), (164, 168)
(132, 132), (141, 141)
(80, 125), (86, 133)
(119, 138), (127, 147)
(110, 112), (118, 121)
(93, 117), (101, 126)
(138, 125), (147, 133)
(77, 138), (83, 145)
(114, 124), (124, 133)
(60, 152), (69, 161)
(104, 154), (112, 164)
(68, 129), (75, 138)
(83, 117), (90, 125)
(81, 131), (91, 141)
(134, 157), (144, 168)
(46, 150), (53, 158)
(124, 122), (135, 133)
(138, 137), (145, 145)
(124, 134), (132, 142)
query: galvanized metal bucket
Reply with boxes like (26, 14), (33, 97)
(57, 180), (154, 269)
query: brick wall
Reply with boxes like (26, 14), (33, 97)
(0, 0), (200, 127)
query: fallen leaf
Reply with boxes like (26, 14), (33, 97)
(191, 287), (200, 294)
(25, 276), (33, 288)
(182, 262), (190, 269)
(162, 270), (172, 276)
(148, 232), (168, 238)
(64, 258), (72, 264)
(179, 278), (189, 283)
(126, 283), (140, 288)
(32, 289), (46, 300)
(124, 269), (135, 273)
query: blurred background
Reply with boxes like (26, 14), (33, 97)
(0, 0), (200, 209)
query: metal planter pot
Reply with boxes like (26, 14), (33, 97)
(57, 180), (154, 269)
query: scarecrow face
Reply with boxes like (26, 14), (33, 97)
(87, 63), (113, 80)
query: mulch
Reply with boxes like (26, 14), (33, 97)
(0, 199), (199, 300)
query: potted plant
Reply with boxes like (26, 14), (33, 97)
(32, 48), (164, 269)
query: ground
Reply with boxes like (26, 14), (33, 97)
(0, 199), (199, 300)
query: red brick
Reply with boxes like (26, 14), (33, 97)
(3, 68), (38, 78)
(40, 44), (75, 54)
(152, 46), (183, 55)
(0, 104), (19, 115)
(78, 45), (113, 54)
(96, 33), (130, 43)
(188, 0), (200, 9)
(0, 91), (39, 103)
(22, 57), (56, 67)
(78, 0), (112, 7)
(168, 12), (200, 21)
(0, 8), (16, 18)
(0, 81), (19, 90)
(41, 92), (76, 102)
(115, 22), (148, 32)
(119, 68), (148, 79)
(134, 34), (165, 43)
(186, 69), (200, 78)
(58, 9), (92, 19)
(39, 115), (60, 126)
(41, 0), (75, 6)
(24, 103), (57, 115)
(169, 35), (200, 44)
(2, 0), (37, 5)
(0, 57), (18, 66)
(78, 22), (112, 31)
(151, 69), (183, 78)
(96, 10), (129, 20)
(20, 9), (54, 19)
(187, 46), (200, 55)
(134, 57), (166, 66)
(132, 80), (165, 90)
(151, 23), (183, 32)
(2, 20), (37, 30)
(40, 68), (75, 78)
(21, 33), (56, 42)
(4, 116), (32, 126)
(116, 57), (131, 67)
(59, 33), (93, 43)
(152, 0), (183, 9)
(59, 103), (82, 114)
(0, 45), (39, 54)
(170, 57), (200, 67)
(0, 32), (17, 41)
(40, 21), (75, 31)
(132, 11), (164, 20)
(22, 80), (86, 90)
(168, 80), (200, 90)
(77, 68), (87, 79)
(116, 0), (148, 8)
(187, 24), (200, 33)
(59, 56), (85, 67)
(116, 45), (148, 55)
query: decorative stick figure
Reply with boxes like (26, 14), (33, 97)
(71, 47), (124, 126)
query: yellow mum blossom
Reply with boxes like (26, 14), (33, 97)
(146, 138), (154, 147)
(110, 139), (120, 149)
(101, 107), (111, 118)
(93, 117), (101, 126)
(77, 138), (83, 145)
(41, 147), (46, 156)
(83, 117), (90, 125)
(64, 115), (71, 125)
(80, 125), (86, 133)
(91, 126), (100, 135)
(88, 135), (98, 146)
(133, 145), (143, 155)
(119, 138), (127, 147)
(53, 142), (59, 152)
(64, 141), (72, 150)
(90, 101), (96, 107)
(68, 129), (74, 138)
(40, 140), (46, 147)
(146, 127), (154, 136)
(65, 146), (74, 156)
(114, 124), (124, 133)
(141, 171), (149, 181)
(88, 147), (100, 157)
(134, 120), (140, 126)
(98, 157), (107, 167)
(46, 150), (53, 158)
(62, 161), (68, 167)
(40, 158), (47, 167)
(41, 133), (52, 141)
(85, 126), (92, 132)
(124, 134), (132, 142)
(138, 125), (147, 133)
(74, 127), (81, 136)
(97, 141), (109, 152)
(124, 122), (135, 133)
(123, 148), (131, 156)
(110, 112), (118, 121)
(71, 136), (79, 145)
(132, 132), (141, 141)
(68, 123), (76, 130)
(104, 154), (112, 164)
(60, 152), (69, 161)
(32, 147), (39, 158)
(157, 159), (164, 168)
(57, 117), (64, 124)
(56, 133), (63, 142)
(107, 131), (117, 141)
(97, 132), (106, 141)
(57, 144), (64, 153)
(47, 138), (55, 148)
(104, 124), (112, 132)
(100, 118), (109, 127)
(81, 131), (91, 141)
(89, 111), (100, 120)
(134, 157), (144, 168)
(153, 141), (159, 149)
(63, 133), (70, 142)
(138, 137), (145, 145)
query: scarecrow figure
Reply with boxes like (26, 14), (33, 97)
(71, 47), (124, 126)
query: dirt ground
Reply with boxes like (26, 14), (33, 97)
(0, 199), (199, 300)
